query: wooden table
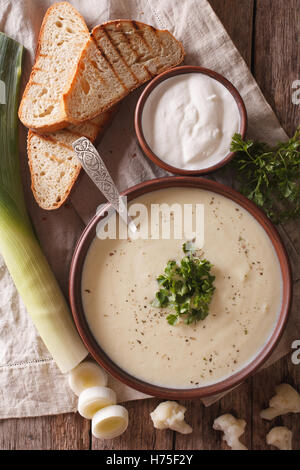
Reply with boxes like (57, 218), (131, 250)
(1, 0), (300, 451)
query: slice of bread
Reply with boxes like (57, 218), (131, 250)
(27, 109), (116, 210)
(18, 2), (90, 133)
(63, 20), (185, 124)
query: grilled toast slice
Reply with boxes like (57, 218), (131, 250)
(62, 20), (185, 124)
(18, 2), (90, 133)
(27, 109), (116, 210)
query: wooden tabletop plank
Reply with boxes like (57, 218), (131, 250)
(254, 0), (300, 136)
(251, 0), (300, 449)
(0, 413), (90, 450)
(209, 0), (254, 67)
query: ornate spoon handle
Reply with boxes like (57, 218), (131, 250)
(73, 137), (136, 231)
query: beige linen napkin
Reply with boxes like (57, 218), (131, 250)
(0, 0), (299, 418)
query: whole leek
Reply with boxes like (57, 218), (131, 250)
(0, 33), (87, 373)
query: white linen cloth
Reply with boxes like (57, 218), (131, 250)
(0, 0), (299, 418)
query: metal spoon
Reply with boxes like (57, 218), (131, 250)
(72, 137), (136, 233)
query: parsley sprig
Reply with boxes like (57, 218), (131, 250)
(230, 129), (300, 224)
(152, 244), (216, 326)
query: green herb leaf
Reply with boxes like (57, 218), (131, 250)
(151, 246), (216, 326)
(167, 314), (179, 326)
(230, 129), (300, 224)
(152, 289), (169, 308)
(182, 240), (196, 255)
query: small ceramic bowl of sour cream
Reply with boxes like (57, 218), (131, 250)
(135, 66), (247, 175)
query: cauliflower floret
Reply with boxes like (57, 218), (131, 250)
(266, 426), (292, 450)
(150, 401), (193, 434)
(213, 414), (247, 450)
(260, 384), (300, 420)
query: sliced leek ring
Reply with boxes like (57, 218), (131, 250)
(92, 405), (129, 439)
(68, 360), (108, 396)
(78, 386), (116, 419)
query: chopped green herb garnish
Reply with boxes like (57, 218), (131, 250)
(152, 244), (216, 325)
(230, 129), (300, 224)
(182, 240), (196, 255)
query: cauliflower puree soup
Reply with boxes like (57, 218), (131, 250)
(82, 187), (282, 389)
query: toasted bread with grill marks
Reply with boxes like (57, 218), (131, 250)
(62, 20), (185, 124)
(18, 2), (91, 133)
(27, 108), (116, 210)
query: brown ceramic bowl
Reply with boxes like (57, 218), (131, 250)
(134, 66), (247, 175)
(69, 177), (292, 399)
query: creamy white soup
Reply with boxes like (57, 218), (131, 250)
(82, 188), (282, 389)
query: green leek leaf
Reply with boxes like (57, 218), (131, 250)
(0, 33), (87, 373)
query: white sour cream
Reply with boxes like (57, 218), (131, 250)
(142, 73), (240, 170)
